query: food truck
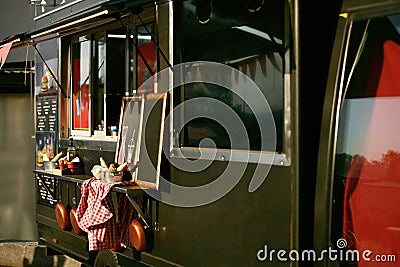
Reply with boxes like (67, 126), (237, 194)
(1, 0), (400, 266)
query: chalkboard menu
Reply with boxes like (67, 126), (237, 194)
(114, 92), (167, 190)
(36, 90), (58, 168)
(36, 91), (58, 132)
(135, 93), (167, 190)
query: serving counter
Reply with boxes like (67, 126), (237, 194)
(34, 169), (151, 221)
(33, 169), (156, 266)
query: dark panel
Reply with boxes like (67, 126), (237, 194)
(298, 0), (343, 255)
(148, 161), (291, 266)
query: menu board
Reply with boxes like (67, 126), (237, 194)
(35, 56), (59, 169)
(135, 93), (167, 190)
(36, 173), (58, 206)
(36, 92), (58, 132)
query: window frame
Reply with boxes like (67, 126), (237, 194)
(169, 0), (292, 166)
(64, 12), (157, 141)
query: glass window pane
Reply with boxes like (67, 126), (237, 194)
(137, 23), (156, 94)
(175, 0), (285, 152)
(106, 28), (127, 136)
(332, 14), (400, 264)
(93, 36), (105, 131)
(72, 38), (90, 131)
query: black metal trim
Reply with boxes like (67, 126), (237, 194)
(134, 12), (173, 70)
(313, 14), (348, 267)
(117, 17), (155, 77)
(0, 0), (155, 50)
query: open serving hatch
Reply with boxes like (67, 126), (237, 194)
(115, 92), (167, 190)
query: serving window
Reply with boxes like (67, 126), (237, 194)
(69, 29), (126, 138)
(63, 11), (157, 140)
(172, 0), (291, 164)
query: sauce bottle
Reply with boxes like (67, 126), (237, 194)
(67, 138), (77, 161)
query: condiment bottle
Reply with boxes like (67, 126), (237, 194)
(67, 138), (77, 161)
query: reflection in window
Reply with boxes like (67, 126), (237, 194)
(332, 15), (400, 266)
(106, 28), (127, 135)
(175, 0), (286, 152)
(72, 37), (90, 133)
(93, 37), (105, 131)
(136, 23), (156, 94)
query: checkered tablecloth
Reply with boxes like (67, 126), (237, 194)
(76, 177), (136, 251)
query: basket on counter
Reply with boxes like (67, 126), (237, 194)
(102, 170), (123, 183)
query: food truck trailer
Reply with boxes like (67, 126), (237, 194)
(1, 0), (400, 266)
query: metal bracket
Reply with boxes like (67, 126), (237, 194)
(125, 193), (150, 228)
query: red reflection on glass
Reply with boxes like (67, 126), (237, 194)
(343, 40), (400, 266)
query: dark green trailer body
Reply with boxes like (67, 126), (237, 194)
(5, 0), (400, 266)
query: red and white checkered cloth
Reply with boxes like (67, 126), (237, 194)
(76, 177), (139, 251)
